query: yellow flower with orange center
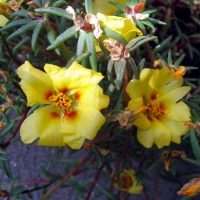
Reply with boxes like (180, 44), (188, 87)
(126, 67), (191, 148)
(114, 169), (143, 194)
(17, 61), (109, 149)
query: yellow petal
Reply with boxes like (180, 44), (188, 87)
(166, 101), (191, 121)
(44, 62), (104, 92)
(93, 0), (126, 15)
(137, 128), (154, 148)
(79, 86), (110, 110)
(20, 106), (65, 146)
(161, 117), (190, 143)
(0, 15), (8, 27)
(158, 77), (183, 97)
(62, 133), (85, 149)
(17, 61), (55, 106)
(151, 117), (171, 148)
(149, 67), (174, 90)
(158, 86), (191, 104)
(97, 13), (142, 42)
(62, 107), (106, 140)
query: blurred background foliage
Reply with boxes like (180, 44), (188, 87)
(0, 0), (200, 199)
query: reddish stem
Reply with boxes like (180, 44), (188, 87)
(85, 163), (105, 200)
(143, 187), (150, 200)
(0, 108), (29, 148)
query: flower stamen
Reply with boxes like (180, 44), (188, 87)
(146, 100), (165, 117)
(120, 174), (133, 189)
(49, 93), (72, 110)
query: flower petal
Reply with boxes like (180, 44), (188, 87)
(44, 62), (104, 92)
(158, 86), (191, 104)
(166, 101), (191, 121)
(137, 128), (154, 148)
(17, 61), (54, 106)
(93, 0), (126, 15)
(97, 13), (142, 42)
(161, 117), (190, 143)
(0, 15), (8, 27)
(151, 117), (171, 148)
(79, 86), (109, 110)
(20, 106), (65, 146)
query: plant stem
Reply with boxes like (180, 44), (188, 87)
(85, 163), (105, 200)
(39, 156), (89, 200)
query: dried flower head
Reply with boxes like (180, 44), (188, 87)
(177, 177), (200, 196)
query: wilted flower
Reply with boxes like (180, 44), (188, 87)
(103, 39), (130, 61)
(126, 67), (191, 148)
(97, 13), (143, 43)
(114, 169), (143, 194)
(177, 177), (200, 197)
(66, 6), (102, 39)
(0, 0), (22, 27)
(17, 61), (109, 149)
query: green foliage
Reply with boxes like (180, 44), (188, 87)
(0, 0), (200, 199)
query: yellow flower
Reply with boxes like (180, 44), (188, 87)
(93, 0), (126, 15)
(17, 61), (109, 149)
(114, 169), (143, 194)
(97, 13), (143, 43)
(126, 67), (191, 148)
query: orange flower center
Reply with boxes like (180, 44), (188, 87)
(146, 100), (165, 117)
(49, 93), (72, 110)
(120, 175), (133, 189)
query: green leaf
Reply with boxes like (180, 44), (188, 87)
(37, 165), (62, 181)
(31, 23), (43, 51)
(11, 10), (29, 18)
(85, 32), (97, 71)
(52, 0), (68, 7)
(68, 178), (88, 193)
(143, 9), (157, 15)
(75, 52), (91, 63)
(153, 36), (172, 54)
(0, 19), (31, 32)
(7, 22), (36, 40)
(0, 120), (15, 138)
(101, 27), (127, 45)
(167, 49), (172, 65)
(190, 128), (200, 161)
(85, 0), (94, 14)
(174, 54), (185, 67)
(182, 158), (200, 167)
(135, 20), (146, 34)
(126, 36), (148, 49)
(35, 7), (72, 19)
(192, 16), (200, 26)
(148, 17), (167, 25)
(141, 20), (155, 30)
(13, 37), (30, 54)
(129, 36), (157, 51)
(76, 32), (86, 56)
(96, 184), (118, 200)
(145, 157), (163, 173)
(0, 148), (8, 155)
(184, 79), (197, 89)
(114, 58), (126, 90)
(138, 58), (145, 72)
(47, 26), (77, 50)
(108, 1), (125, 12)
(0, 160), (12, 178)
(47, 30), (61, 55)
